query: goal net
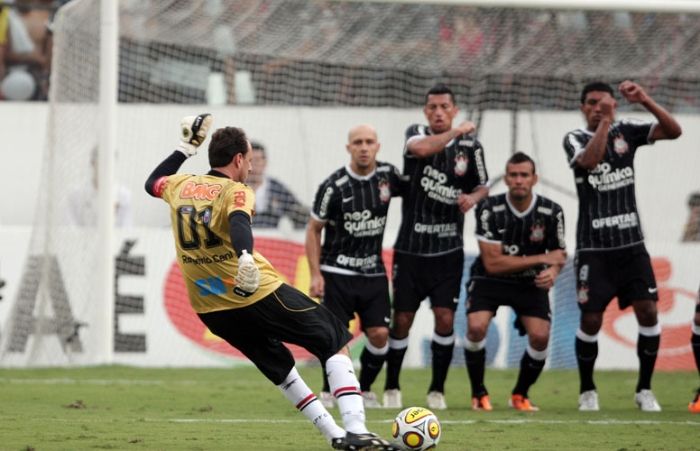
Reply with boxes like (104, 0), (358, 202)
(1, 0), (698, 371)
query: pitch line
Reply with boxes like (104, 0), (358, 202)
(167, 418), (700, 426)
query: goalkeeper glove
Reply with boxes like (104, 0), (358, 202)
(176, 113), (213, 157)
(234, 250), (260, 297)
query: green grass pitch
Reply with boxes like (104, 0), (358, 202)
(0, 366), (697, 450)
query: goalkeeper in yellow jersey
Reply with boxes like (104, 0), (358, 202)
(145, 114), (396, 451)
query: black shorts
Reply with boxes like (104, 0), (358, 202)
(466, 278), (551, 321)
(392, 249), (464, 312)
(575, 243), (658, 313)
(321, 271), (391, 330)
(198, 283), (352, 385)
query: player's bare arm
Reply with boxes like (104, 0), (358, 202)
(534, 256), (566, 290)
(408, 120), (476, 158)
(144, 114), (212, 197)
(478, 241), (566, 276)
(618, 80), (682, 141)
(577, 95), (614, 170)
(458, 184), (489, 214)
(304, 218), (325, 298)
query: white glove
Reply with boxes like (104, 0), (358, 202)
(176, 113), (213, 157)
(234, 250), (260, 297)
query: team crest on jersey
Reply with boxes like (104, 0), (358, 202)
(530, 222), (545, 242)
(454, 152), (469, 176)
(378, 179), (391, 203)
(577, 284), (589, 304)
(613, 135), (629, 155)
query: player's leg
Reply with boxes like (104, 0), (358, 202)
(575, 250), (613, 411)
(359, 326), (389, 406)
(197, 308), (346, 445)
(690, 302), (700, 413)
(465, 308), (494, 411)
(356, 275), (391, 407)
(510, 316), (550, 412)
(425, 250), (463, 410)
(384, 252), (423, 407)
(318, 271), (357, 409)
(623, 245), (661, 411)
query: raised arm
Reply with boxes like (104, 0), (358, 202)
(407, 121), (476, 158)
(144, 114), (212, 197)
(576, 96), (615, 170)
(619, 80), (682, 141)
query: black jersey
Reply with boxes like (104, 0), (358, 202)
(394, 124), (488, 256)
(563, 119), (655, 250)
(469, 193), (566, 285)
(311, 162), (404, 276)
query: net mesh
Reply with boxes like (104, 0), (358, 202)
(1, 0), (698, 370)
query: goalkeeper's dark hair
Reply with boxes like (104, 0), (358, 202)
(506, 151), (536, 174)
(209, 127), (249, 167)
(580, 82), (615, 104)
(425, 83), (456, 105)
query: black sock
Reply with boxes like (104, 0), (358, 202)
(359, 346), (387, 392)
(428, 332), (454, 393)
(512, 351), (546, 398)
(692, 332), (700, 378)
(464, 348), (487, 398)
(575, 336), (598, 393)
(636, 333), (660, 392)
(321, 362), (330, 393)
(384, 340), (408, 390)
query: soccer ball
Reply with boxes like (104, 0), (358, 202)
(391, 406), (441, 450)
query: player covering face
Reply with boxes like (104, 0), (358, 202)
(144, 115), (397, 451)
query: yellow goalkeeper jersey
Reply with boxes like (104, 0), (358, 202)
(157, 173), (283, 313)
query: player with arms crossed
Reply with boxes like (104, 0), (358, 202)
(306, 124), (405, 409)
(384, 83), (489, 410)
(145, 115), (396, 450)
(464, 152), (566, 412)
(563, 81), (682, 412)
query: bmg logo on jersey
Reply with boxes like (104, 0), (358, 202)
(180, 181), (222, 200)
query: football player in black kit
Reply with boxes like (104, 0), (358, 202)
(464, 152), (567, 412)
(306, 124), (405, 409)
(690, 284), (700, 413)
(563, 81), (682, 412)
(384, 83), (489, 410)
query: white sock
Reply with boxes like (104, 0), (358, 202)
(326, 354), (368, 434)
(277, 367), (345, 441)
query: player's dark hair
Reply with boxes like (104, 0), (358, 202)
(580, 82), (614, 104)
(506, 151), (536, 174)
(425, 83), (456, 105)
(208, 127), (249, 167)
(250, 140), (266, 155)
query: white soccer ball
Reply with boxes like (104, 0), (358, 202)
(391, 406), (442, 450)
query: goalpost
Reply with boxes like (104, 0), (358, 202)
(1, 0), (698, 369)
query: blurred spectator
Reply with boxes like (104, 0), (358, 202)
(67, 148), (133, 228)
(0, 5), (8, 83)
(0, 0), (53, 101)
(682, 193), (700, 242)
(247, 140), (309, 229)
